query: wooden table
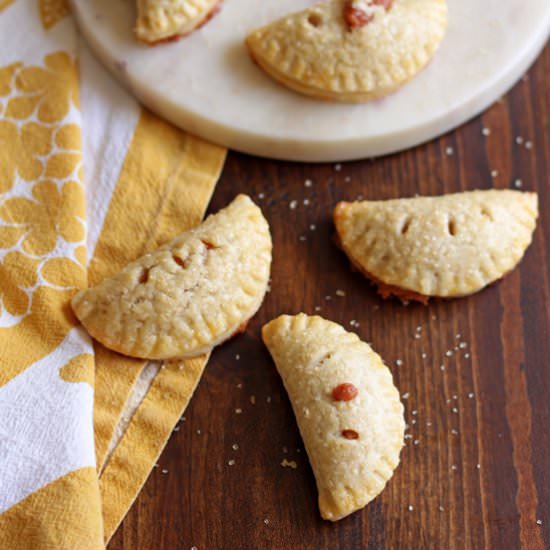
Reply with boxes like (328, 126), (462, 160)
(109, 43), (550, 550)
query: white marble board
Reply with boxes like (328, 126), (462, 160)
(72, 0), (550, 162)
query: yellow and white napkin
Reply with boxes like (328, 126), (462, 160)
(0, 1), (226, 547)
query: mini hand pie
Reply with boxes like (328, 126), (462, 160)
(262, 314), (404, 521)
(246, 0), (447, 102)
(135, 0), (221, 44)
(334, 190), (539, 303)
(72, 195), (272, 360)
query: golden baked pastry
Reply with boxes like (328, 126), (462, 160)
(262, 314), (405, 521)
(135, 0), (222, 44)
(246, 0), (448, 102)
(72, 195), (272, 359)
(334, 190), (539, 303)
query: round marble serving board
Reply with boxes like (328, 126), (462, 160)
(72, 0), (550, 162)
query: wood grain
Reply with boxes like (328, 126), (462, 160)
(108, 42), (550, 550)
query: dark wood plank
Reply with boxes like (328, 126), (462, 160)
(108, 42), (550, 550)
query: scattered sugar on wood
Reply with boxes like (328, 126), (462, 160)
(281, 459), (298, 469)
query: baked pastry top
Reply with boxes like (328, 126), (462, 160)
(334, 190), (539, 301)
(135, 0), (221, 44)
(72, 194), (272, 359)
(246, 0), (448, 102)
(262, 313), (405, 521)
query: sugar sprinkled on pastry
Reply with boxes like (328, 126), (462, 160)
(135, 0), (222, 44)
(72, 195), (272, 359)
(246, 0), (448, 102)
(334, 190), (539, 303)
(262, 313), (405, 521)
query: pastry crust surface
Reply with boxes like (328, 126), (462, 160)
(262, 313), (405, 521)
(72, 195), (272, 359)
(135, 0), (221, 44)
(334, 190), (538, 299)
(246, 0), (448, 102)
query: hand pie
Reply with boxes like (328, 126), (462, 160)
(72, 195), (272, 360)
(262, 314), (405, 521)
(135, 0), (221, 44)
(246, 0), (448, 102)
(334, 190), (539, 303)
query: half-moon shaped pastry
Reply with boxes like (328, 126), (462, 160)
(262, 314), (405, 521)
(135, 0), (221, 44)
(72, 195), (272, 359)
(246, 0), (448, 102)
(334, 190), (539, 303)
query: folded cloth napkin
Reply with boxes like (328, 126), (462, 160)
(0, 2), (226, 548)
